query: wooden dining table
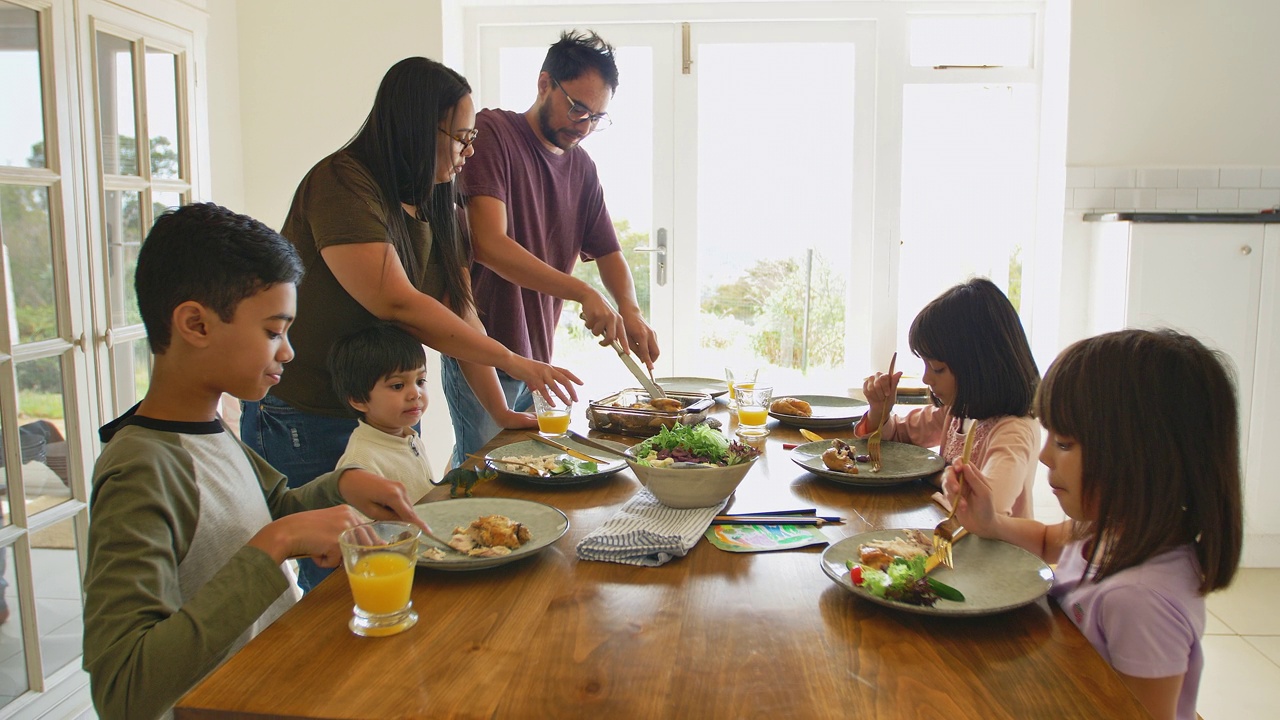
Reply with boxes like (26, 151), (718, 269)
(175, 403), (1148, 719)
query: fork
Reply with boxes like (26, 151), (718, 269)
(933, 418), (976, 569)
(867, 352), (897, 472)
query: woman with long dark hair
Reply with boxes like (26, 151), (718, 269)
(241, 57), (579, 590)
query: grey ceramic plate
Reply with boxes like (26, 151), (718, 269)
(413, 498), (568, 571)
(484, 438), (628, 486)
(768, 394), (869, 428)
(790, 438), (944, 487)
(822, 529), (1054, 616)
(654, 376), (729, 398)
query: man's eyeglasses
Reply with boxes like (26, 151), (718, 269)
(438, 127), (479, 149)
(551, 77), (612, 131)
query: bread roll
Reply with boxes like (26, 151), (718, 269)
(770, 397), (813, 416)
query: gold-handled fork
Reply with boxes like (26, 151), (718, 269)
(867, 352), (897, 472)
(932, 418), (976, 569)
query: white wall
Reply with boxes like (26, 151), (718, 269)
(1067, 0), (1280, 166)
(205, 0), (246, 212)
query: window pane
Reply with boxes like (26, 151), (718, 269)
(153, 190), (182, 219)
(105, 190), (144, 326)
(116, 337), (152, 409)
(96, 32), (138, 176)
(694, 42), (855, 391)
(0, 417), (7, 529)
(0, 2), (45, 168)
(0, 538), (30, 707)
(1, 185), (59, 343)
(898, 84), (1038, 365)
(909, 15), (1035, 68)
(30, 515), (82, 676)
(145, 48), (181, 179)
(17, 356), (70, 512)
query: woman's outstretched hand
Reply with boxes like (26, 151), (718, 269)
(507, 357), (581, 407)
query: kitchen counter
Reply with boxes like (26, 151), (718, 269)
(1084, 211), (1280, 223)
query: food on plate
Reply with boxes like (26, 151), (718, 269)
(857, 529), (932, 570)
(494, 453), (599, 477)
(447, 515), (532, 557)
(770, 397), (813, 416)
(844, 530), (964, 606)
(821, 439), (860, 473)
(419, 547), (447, 561)
(632, 423), (761, 467)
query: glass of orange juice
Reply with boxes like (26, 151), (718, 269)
(734, 385), (773, 438)
(531, 391), (572, 437)
(725, 367), (758, 411)
(339, 521), (420, 637)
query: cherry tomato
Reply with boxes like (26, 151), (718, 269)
(849, 565), (863, 585)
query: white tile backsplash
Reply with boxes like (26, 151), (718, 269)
(1198, 188), (1240, 208)
(1092, 167), (1135, 188)
(1156, 188), (1199, 209)
(1136, 168), (1179, 188)
(1178, 168), (1220, 188)
(1068, 166), (1280, 212)
(1240, 188), (1280, 209)
(1220, 168), (1262, 188)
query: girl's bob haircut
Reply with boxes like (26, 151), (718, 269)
(1036, 328), (1242, 594)
(908, 277), (1039, 419)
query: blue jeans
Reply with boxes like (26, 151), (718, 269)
(240, 394), (358, 592)
(439, 355), (532, 467)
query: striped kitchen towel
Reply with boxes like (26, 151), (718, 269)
(576, 488), (729, 566)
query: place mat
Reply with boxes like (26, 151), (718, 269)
(576, 488), (728, 566)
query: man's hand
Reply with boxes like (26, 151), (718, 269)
(620, 307), (660, 368)
(578, 288), (627, 348)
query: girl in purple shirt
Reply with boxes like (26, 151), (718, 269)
(946, 329), (1243, 720)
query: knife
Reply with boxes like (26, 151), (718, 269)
(611, 339), (667, 399)
(565, 430), (630, 459)
(525, 433), (607, 463)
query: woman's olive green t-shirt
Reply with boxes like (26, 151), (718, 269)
(273, 151), (445, 416)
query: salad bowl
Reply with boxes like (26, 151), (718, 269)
(624, 425), (761, 508)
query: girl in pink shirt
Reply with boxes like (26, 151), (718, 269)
(947, 329), (1243, 720)
(859, 278), (1040, 517)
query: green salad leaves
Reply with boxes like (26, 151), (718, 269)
(632, 424), (761, 467)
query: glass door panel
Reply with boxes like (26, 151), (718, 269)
(0, 1), (44, 169)
(676, 22), (872, 393)
(896, 83), (1039, 367)
(95, 32), (139, 177)
(145, 48), (181, 179)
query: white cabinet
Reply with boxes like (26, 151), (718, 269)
(1087, 220), (1280, 561)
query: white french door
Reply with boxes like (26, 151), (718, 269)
(471, 20), (874, 394)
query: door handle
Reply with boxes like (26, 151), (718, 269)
(633, 228), (668, 287)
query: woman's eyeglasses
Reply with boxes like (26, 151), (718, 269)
(438, 127), (479, 149)
(551, 78), (612, 131)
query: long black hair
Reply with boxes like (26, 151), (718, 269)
(344, 57), (473, 316)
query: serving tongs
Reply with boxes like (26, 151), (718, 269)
(932, 418), (976, 569)
(610, 339), (667, 399)
(867, 352), (897, 472)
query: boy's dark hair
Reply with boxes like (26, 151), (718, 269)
(1036, 329), (1243, 594)
(136, 203), (303, 354)
(345, 57), (475, 318)
(542, 29), (619, 93)
(908, 277), (1040, 419)
(329, 323), (427, 410)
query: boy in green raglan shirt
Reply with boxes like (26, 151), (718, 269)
(82, 203), (429, 719)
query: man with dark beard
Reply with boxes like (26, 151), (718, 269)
(442, 30), (660, 465)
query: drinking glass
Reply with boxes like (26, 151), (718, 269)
(531, 390), (572, 436)
(734, 385), (774, 437)
(339, 521), (420, 637)
(724, 367), (758, 411)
